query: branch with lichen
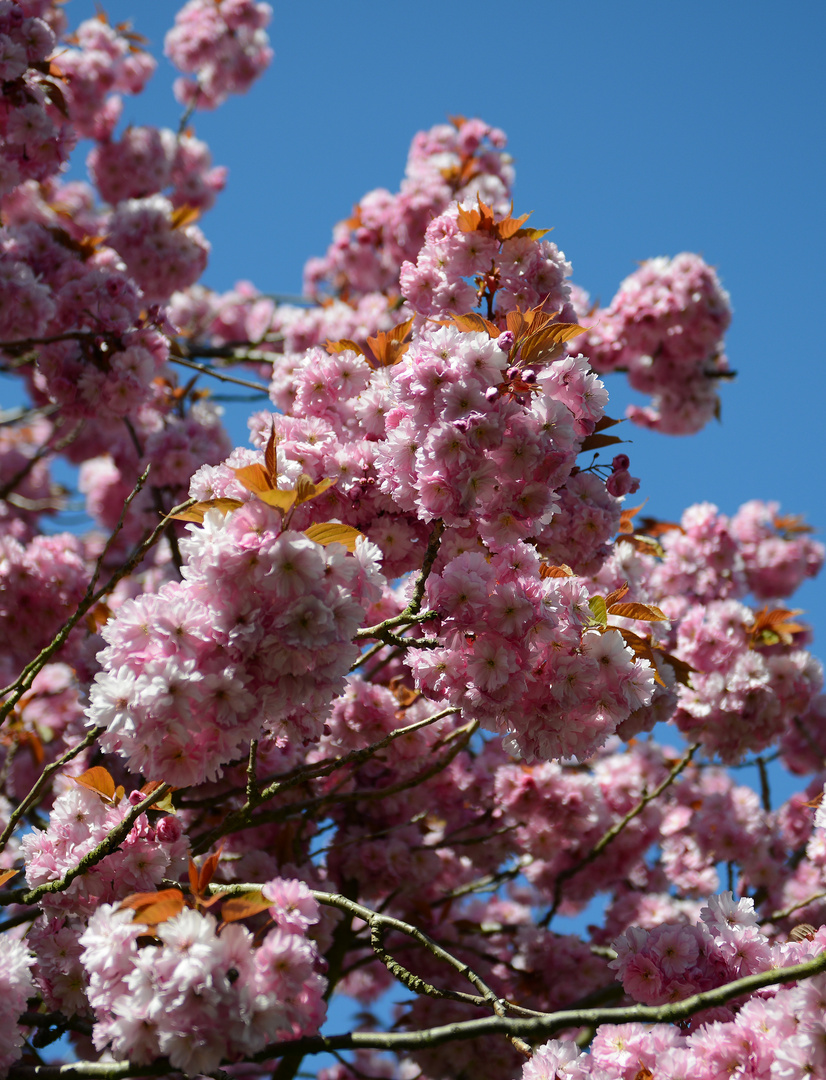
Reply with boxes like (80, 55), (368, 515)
(8, 949), (826, 1080)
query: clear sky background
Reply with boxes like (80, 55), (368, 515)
(61, 0), (825, 631)
(31, 0), (826, 1053)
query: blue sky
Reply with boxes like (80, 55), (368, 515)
(58, 0), (824, 797)
(61, 1), (824, 632)
(28, 1), (826, 1053)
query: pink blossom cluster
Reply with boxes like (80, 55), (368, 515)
(21, 783), (188, 1015)
(578, 253), (733, 434)
(107, 195), (210, 303)
(731, 499), (826, 601)
(165, 0), (273, 110)
(22, 784), (188, 917)
(0, 1), (72, 196)
(400, 205), (574, 322)
(412, 546), (655, 761)
(374, 326), (599, 550)
(0, 936), (35, 1078)
(88, 127), (227, 211)
(59, 15), (156, 141)
(0, 530), (90, 680)
(88, 490), (385, 786)
(304, 117), (513, 299)
(610, 892), (772, 1006)
(78, 885), (325, 1075)
(517, 919), (826, 1079)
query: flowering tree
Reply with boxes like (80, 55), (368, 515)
(1, 3), (826, 1079)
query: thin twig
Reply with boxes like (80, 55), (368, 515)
(170, 355), (271, 393)
(541, 742), (700, 925)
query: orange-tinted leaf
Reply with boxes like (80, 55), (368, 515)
(457, 205), (482, 233)
(539, 563), (574, 578)
(618, 499), (649, 534)
(0, 868), (18, 887)
(623, 534), (666, 558)
(749, 606), (808, 648)
(495, 210), (532, 240)
(388, 676), (421, 707)
(614, 628), (666, 687)
(303, 522), (364, 552)
(324, 338), (365, 357)
(448, 114), (467, 129)
(234, 462), (273, 494)
(295, 475), (335, 505)
(188, 857), (199, 897)
(169, 204), (200, 230)
(633, 1066), (654, 1080)
(579, 433), (625, 452)
(637, 517), (684, 537)
(609, 602), (668, 622)
(512, 227), (551, 241)
(41, 78), (69, 117)
(774, 514), (814, 537)
(114, 785), (126, 804)
(85, 601), (113, 632)
(138, 781), (176, 813)
(121, 888), (185, 916)
(264, 420), (279, 484)
(198, 847), (223, 894)
(74, 766), (116, 802)
(134, 894), (186, 926)
(653, 647), (697, 687)
(451, 313), (500, 337)
(366, 319), (413, 367)
(221, 890), (273, 922)
(505, 310), (526, 339)
(258, 488), (298, 513)
(605, 583), (630, 608)
(170, 498), (244, 523)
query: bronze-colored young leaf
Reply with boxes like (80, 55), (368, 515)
(295, 475), (336, 505)
(198, 847), (223, 894)
(623, 534), (666, 558)
(604, 583), (630, 608)
(122, 889), (186, 926)
(618, 499), (649, 535)
(221, 890), (274, 922)
(258, 488), (298, 513)
(539, 563), (574, 579)
(653, 646), (697, 687)
(170, 498), (244, 523)
(749, 606), (807, 648)
(579, 433), (625, 453)
(324, 338), (365, 357)
(234, 462), (273, 495)
(608, 602), (668, 622)
(512, 227), (551, 241)
(169, 204), (201, 230)
(593, 414), (624, 432)
(495, 210), (532, 240)
(451, 312), (500, 337)
(73, 766), (116, 802)
(366, 318), (414, 367)
(0, 868), (18, 887)
(304, 522), (365, 552)
(614, 628), (666, 687)
(264, 419), (279, 483)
